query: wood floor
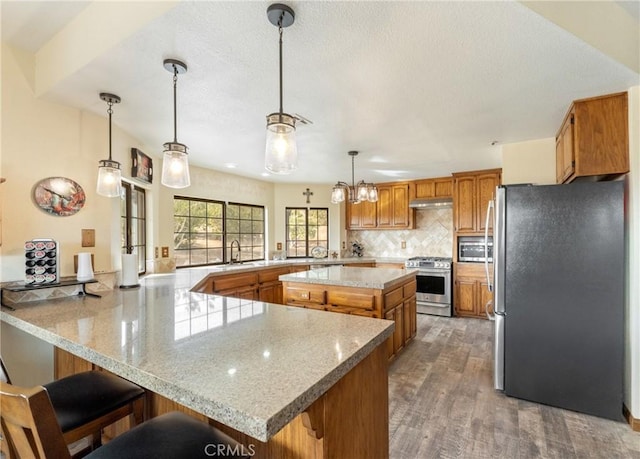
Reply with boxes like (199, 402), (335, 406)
(388, 314), (640, 459)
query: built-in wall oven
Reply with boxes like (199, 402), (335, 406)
(405, 257), (452, 317)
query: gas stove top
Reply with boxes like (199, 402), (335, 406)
(405, 256), (452, 269)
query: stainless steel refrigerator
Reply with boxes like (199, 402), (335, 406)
(487, 181), (624, 421)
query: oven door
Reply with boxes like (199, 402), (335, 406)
(415, 269), (451, 305)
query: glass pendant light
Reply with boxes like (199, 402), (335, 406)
(331, 151), (378, 204)
(96, 93), (122, 198)
(265, 3), (297, 174)
(161, 59), (190, 188)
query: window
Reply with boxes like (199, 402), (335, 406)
(226, 203), (265, 262)
(120, 183), (146, 274)
(285, 208), (328, 258)
(173, 198), (265, 267)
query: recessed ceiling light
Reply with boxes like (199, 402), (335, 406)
(261, 172), (270, 177)
(225, 163), (237, 168)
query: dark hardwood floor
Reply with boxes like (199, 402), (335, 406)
(388, 315), (640, 459)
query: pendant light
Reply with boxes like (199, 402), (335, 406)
(331, 151), (378, 204)
(265, 3), (297, 174)
(96, 93), (122, 198)
(161, 58), (190, 188)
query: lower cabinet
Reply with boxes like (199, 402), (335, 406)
(282, 277), (417, 361)
(454, 263), (492, 319)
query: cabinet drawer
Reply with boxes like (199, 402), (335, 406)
(403, 280), (416, 297)
(327, 291), (375, 310)
(258, 267), (290, 283)
(285, 286), (326, 304)
(384, 287), (403, 308)
(211, 273), (258, 292)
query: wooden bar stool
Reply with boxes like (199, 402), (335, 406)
(1, 381), (250, 458)
(0, 357), (144, 455)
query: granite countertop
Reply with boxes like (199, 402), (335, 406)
(0, 271), (393, 442)
(279, 266), (417, 290)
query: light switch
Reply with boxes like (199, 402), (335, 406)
(81, 229), (95, 247)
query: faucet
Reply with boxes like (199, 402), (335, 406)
(230, 240), (241, 264)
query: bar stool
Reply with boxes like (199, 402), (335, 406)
(0, 381), (250, 458)
(0, 357), (144, 454)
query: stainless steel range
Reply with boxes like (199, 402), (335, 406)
(405, 257), (452, 317)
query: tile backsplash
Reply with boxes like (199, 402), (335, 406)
(348, 208), (453, 258)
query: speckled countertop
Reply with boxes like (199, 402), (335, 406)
(279, 266), (417, 290)
(0, 270), (394, 442)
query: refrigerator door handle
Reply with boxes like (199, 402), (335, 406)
(485, 298), (494, 321)
(484, 199), (494, 292)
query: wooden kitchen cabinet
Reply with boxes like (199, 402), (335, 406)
(452, 169), (501, 234)
(454, 262), (492, 319)
(346, 199), (377, 229)
(376, 182), (412, 229)
(282, 275), (416, 361)
(414, 177), (453, 199)
(556, 92), (629, 184)
(346, 181), (413, 230)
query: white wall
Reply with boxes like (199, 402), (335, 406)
(273, 184), (343, 258)
(501, 138), (556, 185)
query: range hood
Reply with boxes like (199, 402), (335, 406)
(409, 197), (453, 209)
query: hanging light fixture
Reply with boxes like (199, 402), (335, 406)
(331, 151), (378, 204)
(96, 93), (122, 198)
(265, 3), (297, 174)
(161, 58), (190, 188)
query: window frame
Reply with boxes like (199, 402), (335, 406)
(173, 197), (266, 268)
(120, 182), (146, 275)
(285, 207), (329, 258)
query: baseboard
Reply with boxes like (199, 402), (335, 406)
(623, 404), (640, 432)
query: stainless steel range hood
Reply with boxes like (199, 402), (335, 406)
(409, 197), (453, 209)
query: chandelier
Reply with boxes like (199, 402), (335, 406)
(331, 151), (378, 204)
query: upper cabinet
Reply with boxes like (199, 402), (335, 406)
(414, 177), (453, 199)
(346, 199), (377, 230)
(346, 182), (413, 230)
(556, 92), (629, 184)
(377, 183), (411, 229)
(452, 169), (501, 234)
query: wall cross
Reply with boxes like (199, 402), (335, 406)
(303, 188), (313, 204)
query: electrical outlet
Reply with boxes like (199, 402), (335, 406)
(401, 241), (406, 249)
(162, 246), (169, 258)
(277, 242), (282, 250)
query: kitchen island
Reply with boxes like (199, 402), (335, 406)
(0, 270), (394, 458)
(280, 266), (417, 360)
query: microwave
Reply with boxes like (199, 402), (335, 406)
(458, 236), (493, 263)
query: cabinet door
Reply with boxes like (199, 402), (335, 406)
(393, 305), (404, 354)
(376, 186), (392, 227)
(560, 114), (574, 182)
(454, 278), (476, 317)
(476, 173), (499, 233)
(434, 178), (453, 198)
(454, 176), (476, 233)
(346, 200), (377, 229)
(403, 296), (417, 341)
(392, 184), (410, 227)
(384, 309), (396, 359)
(415, 179), (435, 198)
(259, 281), (282, 304)
(236, 285), (259, 301)
(556, 135), (564, 184)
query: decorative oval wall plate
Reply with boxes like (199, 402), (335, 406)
(33, 177), (86, 216)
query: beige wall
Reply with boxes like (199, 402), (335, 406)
(625, 85), (640, 419)
(501, 138), (556, 185)
(0, 44), (160, 282)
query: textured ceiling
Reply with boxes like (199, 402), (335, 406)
(2, 1), (639, 184)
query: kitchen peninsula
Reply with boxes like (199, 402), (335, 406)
(0, 269), (394, 458)
(280, 266), (417, 360)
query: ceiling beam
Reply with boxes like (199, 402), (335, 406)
(35, 1), (178, 97)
